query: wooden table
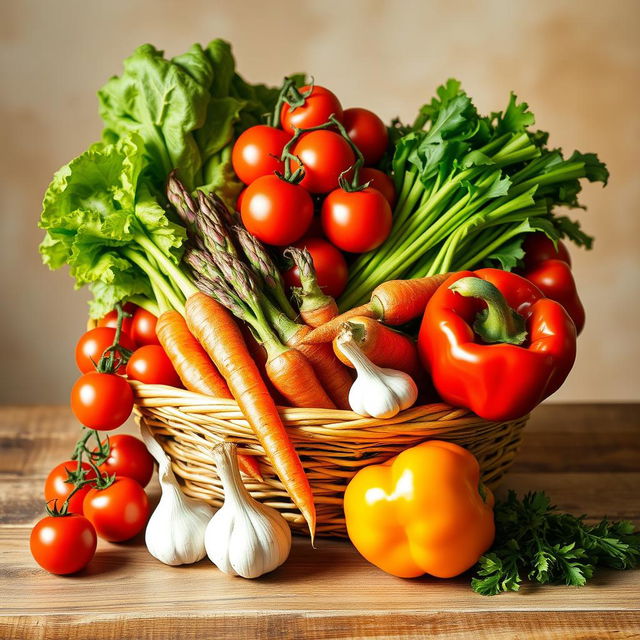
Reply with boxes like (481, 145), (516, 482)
(1, 404), (639, 639)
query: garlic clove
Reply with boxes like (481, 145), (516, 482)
(337, 325), (419, 420)
(204, 442), (292, 579)
(140, 423), (214, 566)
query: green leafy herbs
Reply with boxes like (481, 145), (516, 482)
(40, 39), (297, 316)
(471, 491), (640, 596)
(339, 80), (608, 309)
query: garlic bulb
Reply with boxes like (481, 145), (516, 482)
(337, 326), (418, 419)
(205, 442), (291, 579)
(140, 423), (214, 566)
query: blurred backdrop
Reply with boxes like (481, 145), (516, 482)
(1, 0), (639, 404)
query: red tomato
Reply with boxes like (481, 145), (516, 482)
(44, 461), (97, 515)
(342, 108), (388, 166)
(83, 477), (149, 542)
(126, 345), (182, 388)
(97, 302), (137, 335)
(321, 187), (392, 253)
(97, 434), (154, 488)
(30, 514), (96, 575)
(130, 308), (160, 347)
(358, 168), (396, 207)
(522, 232), (572, 269)
(75, 327), (135, 374)
(231, 125), (290, 185)
(70, 372), (133, 431)
(280, 85), (343, 134)
(291, 130), (355, 194)
(284, 237), (349, 298)
(241, 174), (314, 246)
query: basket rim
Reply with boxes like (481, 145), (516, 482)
(129, 380), (522, 426)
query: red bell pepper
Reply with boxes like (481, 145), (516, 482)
(418, 268), (577, 421)
(521, 233), (585, 334)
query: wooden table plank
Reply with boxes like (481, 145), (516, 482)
(1, 404), (639, 639)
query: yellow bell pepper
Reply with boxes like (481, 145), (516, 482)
(343, 440), (495, 578)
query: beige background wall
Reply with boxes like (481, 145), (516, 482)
(1, 0), (639, 404)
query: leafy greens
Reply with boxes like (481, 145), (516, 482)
(40, 39), (290, 317)
(339, 79), (608, 309)
(471, 491), (640, 595)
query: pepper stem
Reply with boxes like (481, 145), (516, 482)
(449, 277), (527, 345)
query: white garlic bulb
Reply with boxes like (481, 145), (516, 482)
(337, 326), (418, 419)
(205, 442), (291, 579)
(140, 423), (214, 566)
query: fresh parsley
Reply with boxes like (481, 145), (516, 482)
(471, 491), (640, 595)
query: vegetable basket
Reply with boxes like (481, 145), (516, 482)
(131, 381), (528, 538)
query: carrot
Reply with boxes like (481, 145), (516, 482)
(156, 310), (231, 399)
(265, 347), (336, 410)
(284, 247), (338, 327)
(302, 273), (450, 344)
(237, 454), (263, 482)
(156, 310), (263, 482)
(333, 317), (423, 380)
(286, 325), (353, 410)
(185, 292), (316, 537)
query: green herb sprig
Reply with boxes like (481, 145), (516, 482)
(472, 491), (640, 596)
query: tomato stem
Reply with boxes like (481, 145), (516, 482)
(270, 77), (296, 128)
(94, 302), (134, 374)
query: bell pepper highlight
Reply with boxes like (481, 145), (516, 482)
(344, 440), (495, 578)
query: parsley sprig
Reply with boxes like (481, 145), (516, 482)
(471, 491), (640, 595)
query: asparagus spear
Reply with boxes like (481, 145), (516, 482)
(233, 226), (297, 321)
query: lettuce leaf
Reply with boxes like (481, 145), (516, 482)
(39, 133), (186, 316)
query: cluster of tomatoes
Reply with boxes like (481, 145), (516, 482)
(31, 304), (179, 575)
(233, 81), (396, 298)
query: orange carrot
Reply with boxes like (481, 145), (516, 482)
(286, 325), (353, 410)
(333, 317), (423, 380)
(265, 347), (336, 410)
(185, 292), (316, 538)
(156, 310), (231, 399)
(284, 246), (339, 327)
(156, 310), (262, 482)
(237, 454), (263, 482)
(303, 274), (450, 344)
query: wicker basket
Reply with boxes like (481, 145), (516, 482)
(132, 381), (528, 538)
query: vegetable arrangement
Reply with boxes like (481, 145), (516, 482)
(33, 37), (639, 595)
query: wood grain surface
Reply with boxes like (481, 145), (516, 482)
(1, 404), (639, 639)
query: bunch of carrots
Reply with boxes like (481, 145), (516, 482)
(124, 173), (448, 537)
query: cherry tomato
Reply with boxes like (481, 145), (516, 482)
(83, 477), (149, 542)
(241, 174), (314, 246)
(342, 108), (388, 166)
(284, 237), (349, 298)
(126, 345), (182, 388)
(522, 232), (572, 269)
(44, 461), (97, 515)
(231, 125), (290, 185)
(291, 130), (355, 194)
(97, 302), (137, 335)
(75, 327), (135, 375)
(321, 187), (392, 253)
(280, 85), (343, 134)
(96, 434), (154, 488)
(70, 372), (133, 431)
(30, 514), (97, 575)
(130, 308), (160, 347)
(358, 168), (396, 207)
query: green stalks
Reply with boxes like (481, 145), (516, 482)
(338, 79), (608, 310)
